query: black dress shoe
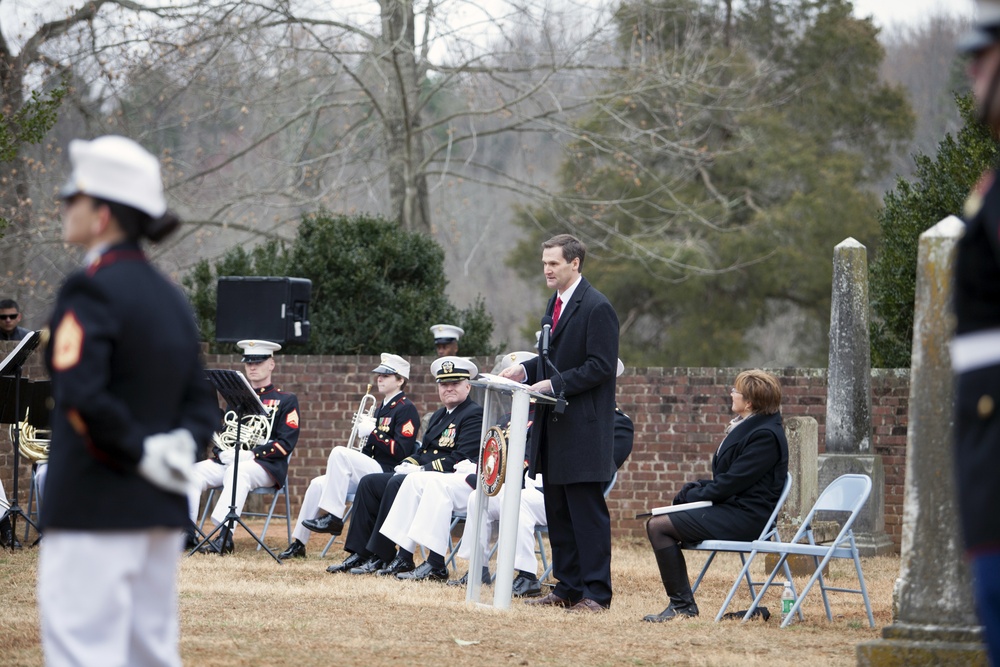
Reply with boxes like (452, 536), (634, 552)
(183, 531), (200, 552)
(447, 567), (491, 587)
(199, 531), (234, 554)
(349, 556), (385, 575)
(326, 552), (365, 573)
(0, 517), (21, 550)
(396, 561), (448, 582)
(302, 514), (344, 535)
(512, 573), (542, 598)
(278, 539), (306, 560)
(377, 554), (415, 576)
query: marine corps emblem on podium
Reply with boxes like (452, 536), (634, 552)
(479, 425), (507, 497)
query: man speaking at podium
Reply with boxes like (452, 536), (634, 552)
(499, 233), (619, 612)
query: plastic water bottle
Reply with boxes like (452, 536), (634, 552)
(781, 581), (795, 623)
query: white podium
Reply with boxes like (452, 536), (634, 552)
(465, 374), (555, 609)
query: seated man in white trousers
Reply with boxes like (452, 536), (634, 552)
(276, 353), (420, 560)
(379, 351), (536, 583)
(453, 470), (546, 596)
(188, 340), (300, 553)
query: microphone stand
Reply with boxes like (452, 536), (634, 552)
(0, 332), (42, 548)
(539, 332), (568, 416)
(188, 370), (283, 564)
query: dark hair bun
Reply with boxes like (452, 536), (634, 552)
(144, 210), (181, 243)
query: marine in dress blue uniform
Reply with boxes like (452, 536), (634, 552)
(277, 353), (420, 560)
(955, 7), (1000, 660)
(38, 135), (218, 667)
(187, 339), (300, 553)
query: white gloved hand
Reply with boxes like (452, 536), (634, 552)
(394, 462), (421, 475)
(355, 415), (376, 439)
(238, 449), (254, 462)
(139, 429), (197, 495)
(218, 449), (236, 466)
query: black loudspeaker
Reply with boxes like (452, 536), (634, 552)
(216, 277), (312, 344)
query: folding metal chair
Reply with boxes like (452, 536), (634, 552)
(197, 480), (292, 551)
(320, 493), (355, 557)
(679, 473), (796, 620)
(726, 473), (875, 628)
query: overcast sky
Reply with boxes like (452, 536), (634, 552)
(852, 0), (974, 29)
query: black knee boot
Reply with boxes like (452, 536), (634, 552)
(0, 515), (21, 549)
(643, 544), (699, 622)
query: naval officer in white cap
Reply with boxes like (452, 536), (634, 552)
(430, 323), (464, 357)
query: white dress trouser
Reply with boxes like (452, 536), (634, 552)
(380, 469), (473, 556)
(188, 458), (273, 526)
(291, 447), (381, 544)
(38, 529), (184, 667)
(459, 480), (546, 574)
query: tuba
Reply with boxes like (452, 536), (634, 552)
(10, 409), (49, 463)
(346, 384), (377, 451)
(212, 407), (276, 451)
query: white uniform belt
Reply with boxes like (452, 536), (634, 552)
(951, 329), (1000, 373)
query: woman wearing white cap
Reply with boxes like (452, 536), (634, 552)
(277, 353), (421, 561)
(39, 136), (219, 666)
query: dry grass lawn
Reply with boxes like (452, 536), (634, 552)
(0, 521), (895, 666)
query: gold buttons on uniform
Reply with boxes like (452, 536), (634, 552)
(978, 395), (995, 419)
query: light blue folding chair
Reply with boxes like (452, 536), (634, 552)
(677, 473), (799, 621)
(727, 473), (875, 628)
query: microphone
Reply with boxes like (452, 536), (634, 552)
(540, 315), (552, 359)
(538, 315), (566, 415)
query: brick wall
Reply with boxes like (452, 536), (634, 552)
(0, 345), (912, 552)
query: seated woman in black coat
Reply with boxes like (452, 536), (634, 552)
(643, 369), (789, 622)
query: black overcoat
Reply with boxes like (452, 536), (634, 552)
(522, 276), (619, 485)
(672, 411), (789, 544)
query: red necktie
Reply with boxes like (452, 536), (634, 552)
(552, 297), (563, 331)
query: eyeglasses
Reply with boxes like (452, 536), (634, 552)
(730, 388), (743, 395)
(0, 314), (18, 321)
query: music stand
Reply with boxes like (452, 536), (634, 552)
(189, 369), (283, 564)
(0, 331), (42, 547)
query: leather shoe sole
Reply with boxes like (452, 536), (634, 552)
(301, 515), (344, 535)
(523, 592), (573, 608)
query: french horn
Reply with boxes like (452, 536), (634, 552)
(212, 407), (276, 451)
(9, 408), (50, 463)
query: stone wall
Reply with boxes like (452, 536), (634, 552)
(0, 346), (912, 551)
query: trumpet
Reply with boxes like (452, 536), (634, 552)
(346, 384), (378, 451)
(212, 407), (276, 451)
(9, 408), (50, 463)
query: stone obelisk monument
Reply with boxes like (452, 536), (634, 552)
(818, 238), (893, 555)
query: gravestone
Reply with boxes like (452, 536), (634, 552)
(857, 217), (984, 665)
(818, 238), (893, 555)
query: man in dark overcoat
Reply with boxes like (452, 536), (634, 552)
(499, 233), (619, 612)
